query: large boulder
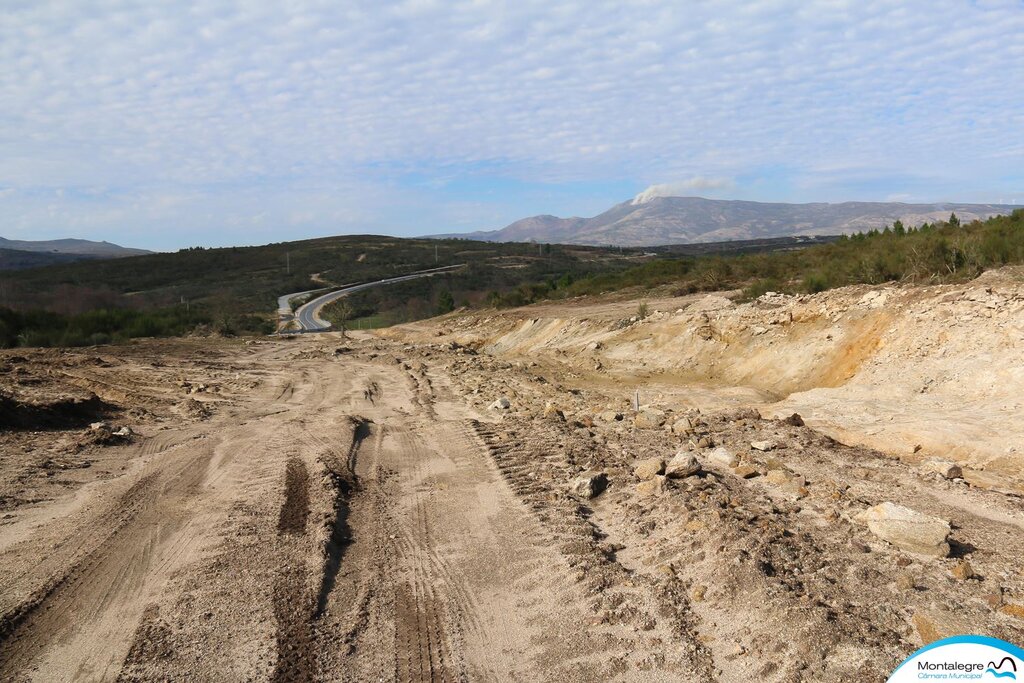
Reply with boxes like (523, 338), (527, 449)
(633, 457), (666, 481)
(665, 451), (701, 478)
(856, 502), (951, 557)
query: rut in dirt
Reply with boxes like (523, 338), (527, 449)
(316, 418), (371, 616)
(0, 453), (207, 680)
(271, 417), (370, 683)
(278, 458), (311, 535)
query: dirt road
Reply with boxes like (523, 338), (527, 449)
(0, 339), (705, 681)
(2, 302), (1023, 681)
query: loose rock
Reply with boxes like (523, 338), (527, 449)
(922, 459), (962, 480)
(665, 451), (701, 478)
(570, 472), (608, 500)
(636, 475), (668, 497)
(633, 457), (666, 481)
(706, 446), (739, 469)
(670, 417), (694, 435)
(732, 465), (760, 479)
(856, 502), (951, 557)
(950, 560), (974, 581)
(634, 409), (666, 430)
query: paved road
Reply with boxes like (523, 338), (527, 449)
(290, 265), (465, 332)
(275, 287), (330, 332)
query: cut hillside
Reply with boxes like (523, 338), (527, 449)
(384, 267), (1024, 492)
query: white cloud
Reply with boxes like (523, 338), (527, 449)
(0, 0), (1021, 247)
(633, 177), (736, 204)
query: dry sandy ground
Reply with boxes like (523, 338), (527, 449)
(1, 272), (1023, 681)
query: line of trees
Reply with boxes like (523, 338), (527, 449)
(0, 305), (272, 349)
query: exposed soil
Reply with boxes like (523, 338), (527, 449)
(1, 272), (1023, 681)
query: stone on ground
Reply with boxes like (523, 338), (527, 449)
(633, 457), (666, 480)
(570, 472), (608, 500)
(636, 475), (668, 497)
(634, 408), (666, 430)
(665, 451), (701, 478)
(670, 417), (694, 435)
(856, 502), (951, 557)
(922, 459), (962, 479)
(706, 446), (739, 469)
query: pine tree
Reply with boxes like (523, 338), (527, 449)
(437, 289), (455, 314)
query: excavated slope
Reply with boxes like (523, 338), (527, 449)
(402, 268), (1024, 488)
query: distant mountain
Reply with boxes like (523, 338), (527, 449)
(0, 237), (151, 257)
(439, 196), (1021, 246)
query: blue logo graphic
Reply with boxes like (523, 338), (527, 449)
(988, 656), (1018, 679)
(887, 635), (1024, 682)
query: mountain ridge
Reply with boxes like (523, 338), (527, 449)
(437, 196), (1021, 246)
(0, 236), (151, 257)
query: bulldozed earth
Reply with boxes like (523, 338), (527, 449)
(2, 269), (1024, 681)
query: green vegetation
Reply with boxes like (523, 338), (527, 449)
(512, 210), (1024, 304)
(1, 236), (642, 345)
(4, 210), (1021, 347)
(437, 289), (455, 315)
(0, 236), (636, 316)
(321, 253), (639, 329)
(0, 305), (270, 349)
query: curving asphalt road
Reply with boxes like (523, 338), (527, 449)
(289, 264), (465, 333)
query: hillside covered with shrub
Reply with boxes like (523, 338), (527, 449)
(484, 210), (1024, 308)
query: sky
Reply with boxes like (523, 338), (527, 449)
(1, 0), (1023, 251)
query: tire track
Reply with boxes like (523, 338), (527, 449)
(0, 439), (219, 680)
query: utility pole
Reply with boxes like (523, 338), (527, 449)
(286, 252), (290, 275)
(435, 244), (438, 264)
